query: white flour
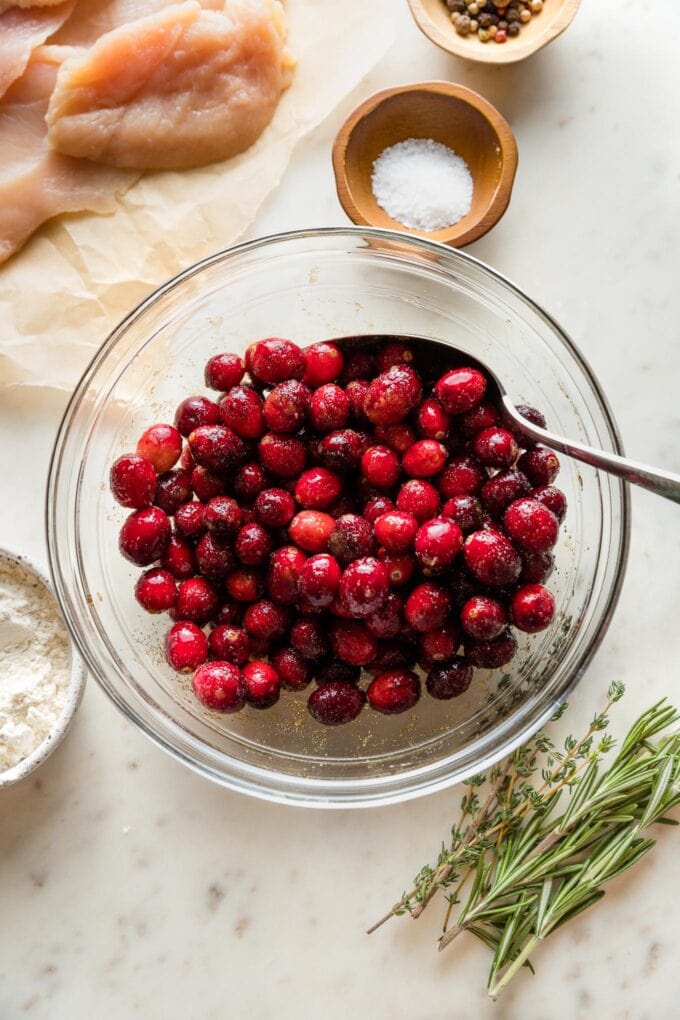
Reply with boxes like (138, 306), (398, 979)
(0, 558), (70, 773)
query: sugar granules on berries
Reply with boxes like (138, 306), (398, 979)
(371, 138), (473, 232)
(0, 558), (70, 772)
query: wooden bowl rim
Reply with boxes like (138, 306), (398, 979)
(407, 0), (582, 65)
(331, 81), (519, 249)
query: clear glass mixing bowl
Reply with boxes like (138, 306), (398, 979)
(47, 228), (629, 807)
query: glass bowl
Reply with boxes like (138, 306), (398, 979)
(46, 228), (629, 808)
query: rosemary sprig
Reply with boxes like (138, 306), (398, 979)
(368, 685), (680, 998)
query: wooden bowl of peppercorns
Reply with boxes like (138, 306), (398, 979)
(408, 0), (581, 63)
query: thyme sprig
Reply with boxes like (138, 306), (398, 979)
(368, 684), (680, 998)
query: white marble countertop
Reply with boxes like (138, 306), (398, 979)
(1, 3), (679, 1017)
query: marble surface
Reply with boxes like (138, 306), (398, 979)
(1, 3), (679, 1017)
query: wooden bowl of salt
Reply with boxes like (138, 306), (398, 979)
(332, 82), (518, 249)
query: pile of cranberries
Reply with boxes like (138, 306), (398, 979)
(110, 336), (566, 726)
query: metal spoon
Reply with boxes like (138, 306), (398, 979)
(331, 334), (680, 504)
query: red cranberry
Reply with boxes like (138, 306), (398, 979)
(396, 479), (440, 523)
(219, 385), (265, 440)
(165, 621), (208, 672)
(532, 486), (567, 523)
(308, 384), (349, 431)
(510, 584), (556, 633)
(135, 568), (177, 613)
(119, 507), (171, 566)
(415, 397), (450, 440)
(377, 549), (415, 587)
(195, 533), (235, 580)
(179, 446), (195, 472)
(204, 352), (244, 391)
(341, 349), (375, 383)
(247, 337), (306, 384)
(361, 445), (401, 488)
(460, 595), (507, 640)
(505, 404), (547, 445)
(160, 534), (196, 579)
(363, 495), (395, 525)
(288, 510), (335, 553)
(328, 514), (375, 564)
(465, 630), (518, 669)
(175, 501), (206, 539)
(331, 620), (378, 666)
(464, 529), (522, 587)
(368, 670), (420, 715)
(258, 433), (307, 479)
(243, 661), (281, 709)
(267, 546), (307, 604)
(438, 455), (485, 498)
(269, 648), (311, 691)
(434, 367), (486, 415)
(419, 624), (460, 666)
(364, 364), (423, 425)
(426, 658), (473, 699)
(254, 487), (296, 528)
(191, 466), (225, 501)
(481, 469), (531, 517)
(110, 454), (157, 508)
(402, 439), (447, 478)
(137, 424), (183, 473)
(328, 493), (358, 518)
(307, 682), (366, 726)
(193, 661), (246, 712)
(153, 469), (192, 515)
(233, 461), (268, 502)
(234, 523), (272, 566)
(366, 591), (402, 639)
(447, 562), (480, 609)
(208, 624), (250, 665)
(442, 494), (484, 532)
(373, 510), (418, 554)
(295, 467), (342, 509)
(225, 568), (264, 603)
(317, 429), (363, 471)
(366, 640), (416, 675)
(314, 660), (361, 685)
(189, 425), (246, 473)
(376, 341), (414, 372)
(414, 517), (463, 575)
(300, 554), (342, 608)
(263, 380), (311, 433)
(173, 577), (218, 624)
(204, 496), (241, 536)
(518, 447), (560, 487)
(213, 601), (243, 627)
(459, 401), (500, 439)
(519, 550), (555, 584)
(338, 557), (389, 617)
(291, 618), (328, 661)
(243, 600), (289, 642)
(345, 380), (370, 422)
(175, 395), (220, 437)
(374, 423), (416, 454)
(472, 428), (519, 469)
(404, 583), (451, 633)
(303, 341), (344, 386)
(504, 498), (559, 553)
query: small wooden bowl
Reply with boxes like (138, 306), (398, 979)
(332, 82), (518, 249)
(408, 0), (581, 65)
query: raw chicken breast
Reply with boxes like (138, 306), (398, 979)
(51, 0), (227, 46)
(0, 47), (138, 264)
(0, 1), (74, 98)
(46, 0), (294, 170)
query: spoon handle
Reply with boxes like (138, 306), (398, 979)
(503, 399), (680, 505)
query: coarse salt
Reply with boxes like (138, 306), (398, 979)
(371, 138), (473, 232)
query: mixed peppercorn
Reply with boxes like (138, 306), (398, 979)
(444, 0), (545, 45)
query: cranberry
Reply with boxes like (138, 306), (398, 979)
(480, 469), (531, 517)
(203, 495), (241, 537)
(464, 529), (522, 587)
(314, 660), (361, 685)
(299, 554), (342, 608)
(189, 425), (246, 473)
(438, 455), (485, 498)
(376, 341), (415, 372)
(434, 367), (486, 415)
(341, 349), (375, 383)
(225, 568), (264, 603)
(262, 380), (310, 433)
(510, 584), (556, 633)
(366, 669), (419, 714)
(110, 454), (157, 508)
(363, 495), (395, 525)
(267, 546), (307, 604)
(396, 479), (440, 523)
(119, 507), (171, 566)
(218, 385), (265, 440)
(160, 534), (196, 579)
(374, 423), (416, 454)
(135, 568), (177, 613)
(404, 583), (451, 633)
(258, 433), (307, 479)
(317, 429), (363, 471)
(308, 384), (349, 431)
(290, 618), (328, 661)
(269, 648), (311, 691)
(136, 424), (183, 473)
(191, 466), (225, 501)
(213, 601), (243, 627)
(243, 661), (281, 709)
(234, 522), (272, 566)
(505, 404), (547, 445)
(165, 621), (208, 672)
(373, 510), (418, 553)
(504, 498), (559, 553)
(414, 517), (462, 574)
(426, 658), (473, 699)
(377, 549), (415, 587)
(360, 445), (400, 488)
(173, 577), (218, 623)
(286, 510), (333, 553)
(175, 501), (206, 539)
(174, 395), (220, 437)
(193, 661), (246, 712)
(402, 439), (447, 478)
(179, 446), (195, 472)
(460, 595), (507, 640)
(415, 397), (450, 440)
(459, 401), (500, 439)
(448, 562), (480, 609)
(247, 337), (306, 384)
(295, 467), (342, 509)
(518, 447), (560, 487)
(345, 380), (371, 423)
(303, 341), (344, 386)
(254, 487), (296, 528)
(328, 493), (358, 518)
(307, 682), (366, 726)
(465, 630), (518, 669)
(442, 494), (484, 532)
(233, 461), (268, 502)
(532, 486), (567, 523)
(154, 469), (192, 515)
(366, 640), (416, 675)
(364, 364), (423, 425)
(243, 600), (289, 642)
(204, 352), (245, 391)
(195, 532), (234, 580)
(472, 428), (519, 469)
(338, 557), (389, 617)
(419, 624), (460, 666)
(331, 620), (378, 666)
(519, 550), (555, 584)
(366, 591), (402, 639)
(328, 514), (375, 564)
(208, 624), (250, 665)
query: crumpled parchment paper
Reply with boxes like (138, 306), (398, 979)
(0, 0), (393, 391)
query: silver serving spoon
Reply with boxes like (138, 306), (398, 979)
(331, 334), (680, 504)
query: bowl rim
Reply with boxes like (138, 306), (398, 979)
(46, 226), (629, 808)
(0, 545), (87, 790)
(331, 81), (518, 248)
(407, 0), (582, 65)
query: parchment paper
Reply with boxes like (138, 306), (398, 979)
(0, 0), (394, 390)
